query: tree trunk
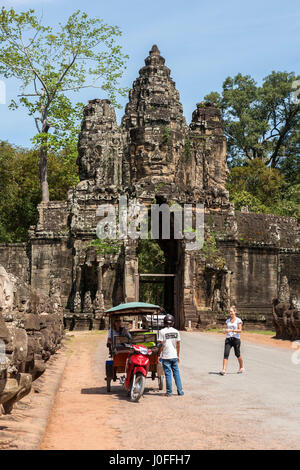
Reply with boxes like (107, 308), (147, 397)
(39, 124), (50, 203)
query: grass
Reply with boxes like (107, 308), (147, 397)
(64, 329), (107, 335)
(245, 330), (276, 336)
(62, 329), (107, 356)
(205, 328), (276, 336)
(89, 330), (107, 335)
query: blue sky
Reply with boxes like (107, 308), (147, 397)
(0, 0), (299, 147)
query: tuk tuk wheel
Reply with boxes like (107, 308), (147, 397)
(158, 375), (164, 390)
(106, 363), (113, 392)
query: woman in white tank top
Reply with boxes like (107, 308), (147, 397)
(220, 305), (245, 376)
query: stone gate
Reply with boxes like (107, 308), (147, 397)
(1, 45), (299, 330)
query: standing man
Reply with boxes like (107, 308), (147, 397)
(158, 314), (184, 397)
(106, 316), (131, 354)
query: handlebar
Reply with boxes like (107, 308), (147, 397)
(108, 341), (162, 355)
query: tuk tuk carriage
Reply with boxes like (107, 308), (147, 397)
(105, 302), (165, 401)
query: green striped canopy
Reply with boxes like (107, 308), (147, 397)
(105, 302), (162, 316)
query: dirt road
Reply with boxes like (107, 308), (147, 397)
(39, 331), (300, 450)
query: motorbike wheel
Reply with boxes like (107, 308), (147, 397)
(158, 375), (164, 391)
(130, 373), (146, 402)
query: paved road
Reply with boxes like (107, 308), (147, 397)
(94, 332), (300, 450)
(180, 332), (300, 448)
(40, 331), (300, 450)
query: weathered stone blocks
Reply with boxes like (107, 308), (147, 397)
(0, 265), (64, 413)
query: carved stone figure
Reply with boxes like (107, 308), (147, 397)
(83, 291), (93, 313)
(0, 265), (64, 413)
(73, 291), (82, 314)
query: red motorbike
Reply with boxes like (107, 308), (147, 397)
(120, 344), (152, 402)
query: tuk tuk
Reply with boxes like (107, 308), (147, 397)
(105, 302), (165, 401)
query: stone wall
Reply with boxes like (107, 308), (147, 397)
(30, 239), (73, 309)
(203, 212), (300, 329)
(0, 265), (64, 414)
(0, 244), (29, 284)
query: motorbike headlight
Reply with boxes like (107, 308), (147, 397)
(140, 347), (148, 355)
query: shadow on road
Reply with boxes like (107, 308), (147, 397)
(208, 372), (238, 375)
(81, 386), (166, 401)
(81, 387), (107, 395)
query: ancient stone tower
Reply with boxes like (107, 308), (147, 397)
(1, 45), (299, 330)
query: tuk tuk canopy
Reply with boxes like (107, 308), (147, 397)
(105, 302), (162, 316)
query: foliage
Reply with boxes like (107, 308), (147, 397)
(205, 71), (300, 168)
(136, 239), (165, 305)
(228, 159), (285, 207)
(229, 190), (269, 213)
(161, 127), (170, 145)
(137, 239), (165, 274)
(85, 238), (122, 256)
(271, 184), (300, 220)
(155, 182), (165, 192)
(0, 141), (78, 242)
(279, 153), (300, 185)
(0, 8), (128, 201)
(227, 158), (300, 220)
(202, 231), (226, 271)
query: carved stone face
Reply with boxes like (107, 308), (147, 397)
(38, 295), (47, 314)
(133, 134), (172, 180)
(50, 279), (61, 297)
(18, 296), (31, 313)
(0, 267), (14, 313)
(16, 286), (31, 313)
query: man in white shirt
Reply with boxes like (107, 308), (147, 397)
(158, 314), (184, 397)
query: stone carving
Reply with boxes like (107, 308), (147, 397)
(278, 275), (290, 303)
(272, 276), (300, 340)
(83, 291), (93, 313)
(92, 290), (105, 330)
(0, 265), (64, 414)
(272, 298), (296, 339)
(93, 290), (104, 315)
(73, 292), (82, 314)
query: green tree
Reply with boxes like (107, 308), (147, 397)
(205, 71), (300, 168)
(227, 158), (300, 221)
(136, 240), (166, 305)
(0, 8), (128, 202)
(228, 159), (285, 207)
(279, 153), (300, 185)
(272, 184), (300, 221)
(0, 141), (78, 242)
